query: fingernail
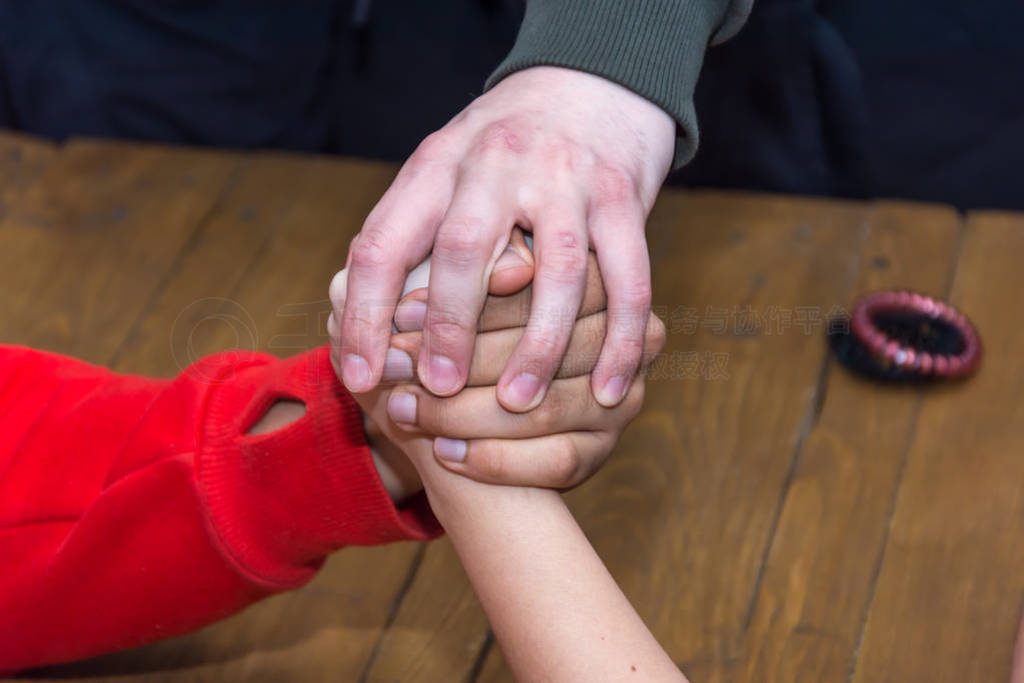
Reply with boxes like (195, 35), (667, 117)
(394, 300), (427, 331)
(597, 376), (628, 406)
(342, 354), (371, 392)
(506, 372), (541, 408)
(434, 437), (467, 463)
(494, 243), (527, 272)
(386, 392), (417, 425)
(382, 348), (414, 382)
(427, 355), (460, 394)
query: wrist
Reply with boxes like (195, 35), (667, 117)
(364, 417), (423, 504)
(412, 450), (551, 529)
(197, 349), (441, 585)
(370, 448), (423, 504)
(247, 399), (307, 435)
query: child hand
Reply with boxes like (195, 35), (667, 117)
(362, 307), (663, 489)
(329, 228), (665, 491)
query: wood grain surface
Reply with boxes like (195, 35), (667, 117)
(1, 133), (1011, 682)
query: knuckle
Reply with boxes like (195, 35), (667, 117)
(611, 332), (646, 361)
(607, 302), (650, 343)
(412, 130), (452, 161)
(531, 400), (559, 434)
(540, 140), (589, 174)
(476, 120), (529, 155)
(342, 308), (386, 352)
(549, 437), (582, 488)
(350, 229), (393, 270)
(421, 397), (452, 434)
(592, 165), (640, 210)
(534, 389), (572, 432)
(434, 220), (490, 268)
(473, 444), (507, 481)
(619, 279), (653, 308)
(426, 306), (475, 343)
(451, 106), (475, 126)
(538, 232), (587, 285)
(344, 304), (379, 334)
(645, 313), (667, 353)
(526, 325), (566, 358)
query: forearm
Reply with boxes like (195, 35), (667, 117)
(418, 460), (685, 682)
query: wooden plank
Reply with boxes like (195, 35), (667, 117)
(107, 152), (394, 374)
(25, 152), (428, 682)
(376, 190), (870, 682)
(5, 139), (988, 683)
(852, 211), (1024, 682)
(733, 202), (962, 683)
(362, 540), (492, 682)
(24, 545), (422, 683)
(0, 130), (58, 221)
(0, 138), (240, 362)
(583, 192), (865, 683)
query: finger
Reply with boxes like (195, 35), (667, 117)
(487, 226), (535, 296)
(638, 312), (667, 373)
(334, 166), (453, 393)
(419, 174), (514, 396)
(386, 310), (665, 386)
(432, 431), (615, 490)
(333, 265), (631, 389)
(393, 227), (534, 332)
(395, 248), (604, 334)
(328, 310), (342, 378)
(478, 249), (606, 332)
(330, 273), (414, 383)
(495, 202), (589, 412)
(589, 205), (651, 407)
(385, 374), (645, 440)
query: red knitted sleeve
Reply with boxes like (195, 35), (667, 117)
(0, 345), (440, 673)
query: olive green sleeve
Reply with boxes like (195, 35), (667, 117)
(486, 0), (752, 169)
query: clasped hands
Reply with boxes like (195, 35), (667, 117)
(328, 228), (666, 500)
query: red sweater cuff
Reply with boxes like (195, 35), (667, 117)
(196, 347), (442, 587)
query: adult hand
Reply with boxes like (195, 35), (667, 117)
(329, 234), (667, 490)
(334, 65), (674, 414)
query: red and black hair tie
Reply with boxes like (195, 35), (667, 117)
(828, 290), (982, 382)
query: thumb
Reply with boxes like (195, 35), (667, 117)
(487, 227), (534, 296)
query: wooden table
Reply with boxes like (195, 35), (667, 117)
(2, 130), (1021, 683)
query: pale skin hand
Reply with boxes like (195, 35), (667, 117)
(329, 230), (665, 496)
(334, 65), (675, 414)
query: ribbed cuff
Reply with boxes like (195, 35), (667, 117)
(486, 0), (736, 169)
(197, 347), (441, 588)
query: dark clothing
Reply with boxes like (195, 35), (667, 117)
(0, 1), (523, 160)
(675, 0), (1024, 210)
(0, 0), (748, 166)
(1, 1), (1021, 209)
